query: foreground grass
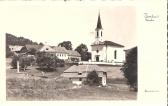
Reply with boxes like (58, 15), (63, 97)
(7, 77), (136, 100)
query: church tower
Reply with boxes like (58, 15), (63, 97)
(95, 13), (103, 44)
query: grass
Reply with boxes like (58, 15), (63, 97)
(6, 58), (137, 100)
(7, 77), (136, 100)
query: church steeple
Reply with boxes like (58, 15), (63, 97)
(95, 12), (103, 43)
(95, 13), (103, 30)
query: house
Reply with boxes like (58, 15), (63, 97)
(20, 44), (43, 54)
(61, 64), (107, 86)
(91, 13), (125, 64)
(21, 44), (81, 61)
(52, 46), (69, 60)
(67, 50), (81, 62)
(9, 45), (24, 53)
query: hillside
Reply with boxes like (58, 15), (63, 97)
(6, 33), (39, 46)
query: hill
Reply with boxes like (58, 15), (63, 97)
(6, 33), (39, 46)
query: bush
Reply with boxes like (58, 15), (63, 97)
(121, 47), (137, 91)
(85, 70), (100, 86)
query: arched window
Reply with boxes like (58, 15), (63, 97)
(101, 31), (102, 37)
(114, 50), (117, 59)
(97, 31), (99, 38)
(96, 49), (99, 53)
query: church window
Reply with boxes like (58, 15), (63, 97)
(101, 31), (102, 36)
(97, 31), (99, 38)
(96, 50), (99, 53)
(114, 50), (117, 59)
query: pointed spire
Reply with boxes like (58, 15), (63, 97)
(95, 12), (103, 30)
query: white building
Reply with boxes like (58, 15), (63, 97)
(91, 13), (125, 63)
(23, 44), (81, 61)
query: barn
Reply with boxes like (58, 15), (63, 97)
(61, 64), (107, 86)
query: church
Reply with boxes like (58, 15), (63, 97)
(91, 13), (125, 64)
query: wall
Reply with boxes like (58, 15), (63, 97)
(91, 45), (125, 63)
(56, 53), (68, 60)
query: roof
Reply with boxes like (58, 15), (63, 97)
(52, 46), (68, 54)
(91, 40), (124, 47)
(95, 13), (103, 30)
(67, 50), (81, 57)
(61, 65), (106, 78)
(9, 45), (24, 52)
(64, 65), (105, 73)
(25, 44), (43, 51)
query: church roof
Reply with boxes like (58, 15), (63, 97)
(91, 40), (124, 47)
(95, 13), (103, 30)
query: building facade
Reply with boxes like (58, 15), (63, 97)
(91, 13), (125, 63)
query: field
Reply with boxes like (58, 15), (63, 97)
(6, 58), (137, 100)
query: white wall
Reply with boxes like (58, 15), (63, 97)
(56, 53), (68, 60)
(106, 46), (125, 63)
(91, 45), (125, 63)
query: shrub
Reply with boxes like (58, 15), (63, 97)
(85, 70), (100, 86)
(121, 47), (137, 91)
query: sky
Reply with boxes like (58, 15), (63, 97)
(2, 4), (136, 51)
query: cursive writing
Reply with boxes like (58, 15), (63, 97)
(145, 89), (159, 92)
(144, 13), (159, 21)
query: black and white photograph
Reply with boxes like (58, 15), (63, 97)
(5, 4), (137, 100)
(0, 0), (166, 105)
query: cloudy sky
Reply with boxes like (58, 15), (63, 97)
(2, 3), (136, 51)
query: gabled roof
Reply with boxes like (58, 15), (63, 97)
(9, 45), (24, 52)
(25, 44), (43, 51)
(40, 45), (55, 52)
(52, 46), (68, 54)
(62, 65), (106, 78)
(67, 50), (81, 57)
(91, 40), (124, 47)
(95, 13), (103, 30)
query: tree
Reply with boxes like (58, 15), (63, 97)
(36, 52), (64, 71)
(19, 55), (33, 71)
(75, 44), (91, 61)
(58, 41), (72, 50)
(28, 48), (37, 55)
(39, 42), (44, 46)
(11, 54), (33, 70)
(121, 47), (137, 91)
(86, 70), (100, 86)
(11, 55), (19, 69)
(6, 45), (13, 58)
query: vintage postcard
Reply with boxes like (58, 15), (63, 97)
(0, 0), (167, 106)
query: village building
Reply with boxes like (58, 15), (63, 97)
(61, 64), (107, 86)
(9, 45), (24, 53)
(67, 50), (81, 62)
(19, 44), (81, 62)
(91, 13), (125, 64)
(52, 46), (69, 60)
